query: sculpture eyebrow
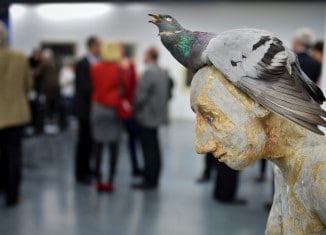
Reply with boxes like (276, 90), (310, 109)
(193, 102), (216, 115)
(197, 104), (212, 113)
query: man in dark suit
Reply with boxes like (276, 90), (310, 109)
(74, 36), (101, 184)
(292, 28), (321, 84)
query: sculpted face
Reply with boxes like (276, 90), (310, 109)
(190, 67), (268, 170)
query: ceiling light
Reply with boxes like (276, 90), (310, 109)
(35, 3), (113, 21)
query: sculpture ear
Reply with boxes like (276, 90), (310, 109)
(252, 102), (270, 119)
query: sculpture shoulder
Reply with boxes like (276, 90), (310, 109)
(304, 143), (326, 225)
(311, 159), (326, 224)
(300, 136), (326, 200)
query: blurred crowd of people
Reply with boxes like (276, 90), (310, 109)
(0, 18), (173, 206)
(27, 47), (75, 134)
(74, 37), (171, 192)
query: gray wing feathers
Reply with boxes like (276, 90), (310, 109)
(238, 76), (326, 135)
(291, 61), (325, 104)
(206, 29), (326, 135)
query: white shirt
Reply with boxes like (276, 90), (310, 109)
(87, 53), (98, 65)
(59, 66), (75, 98)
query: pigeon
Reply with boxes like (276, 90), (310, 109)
(149, 14), (326, 135)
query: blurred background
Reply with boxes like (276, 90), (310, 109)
(0, 1), (325, 235)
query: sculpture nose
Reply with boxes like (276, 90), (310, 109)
(194, 114), (218, 154)
(195, 139), (217, 154)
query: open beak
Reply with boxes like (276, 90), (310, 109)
(148, 13), (161, 24)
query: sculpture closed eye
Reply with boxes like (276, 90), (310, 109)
(206, 115), (213, 123)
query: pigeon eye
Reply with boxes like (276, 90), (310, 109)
(165, 17), (172, 22)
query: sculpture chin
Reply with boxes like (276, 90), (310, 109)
(216, 152), (227, 160)
(214, 152), (256, 171)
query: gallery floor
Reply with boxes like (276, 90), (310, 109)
(0, 121), (271, 235)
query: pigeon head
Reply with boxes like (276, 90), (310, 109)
(148, 13), (216, 73)
(148, 14), (184, 34)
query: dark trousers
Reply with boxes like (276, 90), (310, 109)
(0, 126), (23, 204)
(213, 161), (239, 201)
(94, 142), (118, 183)
(138, 125), (161, 186)
(29, 98), (45, 134)
(202, 153), (215, 179)
(29, 99), (39, 132)
(59, 97), (74, 131)
(259, 159), (267, 175)
(123, 118), (140, 173)
(45, 95), (60, 121)
(75, 119), (92, 179)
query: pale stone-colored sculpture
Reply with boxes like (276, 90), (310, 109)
(190, 66), (326, 235)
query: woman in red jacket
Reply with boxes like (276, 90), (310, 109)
(90, 42), (130, 192)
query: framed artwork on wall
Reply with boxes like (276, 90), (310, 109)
(40, 40), (77, 66)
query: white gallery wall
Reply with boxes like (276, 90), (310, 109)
(10, 2), (326, 120)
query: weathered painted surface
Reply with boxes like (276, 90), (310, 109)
(190, 66), (326, 235)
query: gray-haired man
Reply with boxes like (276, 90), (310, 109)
(133, 47), (169, 189)
(292, 28), (321, 84)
